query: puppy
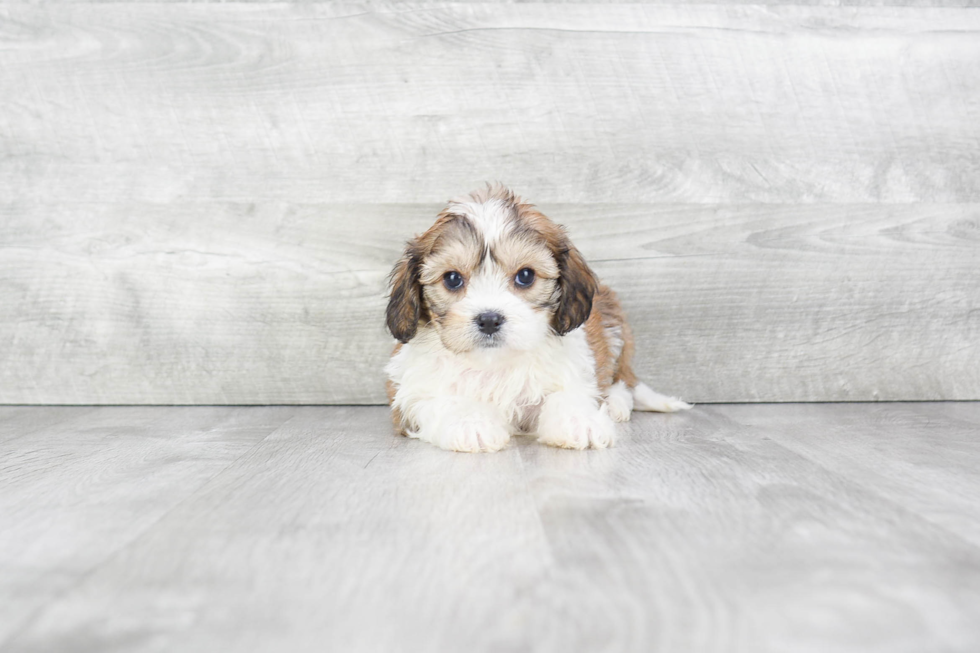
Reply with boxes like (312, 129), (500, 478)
(384, 184), (690, 453)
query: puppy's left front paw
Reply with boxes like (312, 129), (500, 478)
(605, 381), (634, 423)
(537, 394), (616, 450)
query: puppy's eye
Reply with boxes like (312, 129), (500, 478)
(443, 271), (464, 291)
(515, 268), (535, 287)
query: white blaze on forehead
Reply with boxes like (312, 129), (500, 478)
(447, 198), (514, 247)
(466, 258), (506, 294)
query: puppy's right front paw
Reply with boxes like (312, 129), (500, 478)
(440, 415), (511, 453)
(407, 400), (512, 453)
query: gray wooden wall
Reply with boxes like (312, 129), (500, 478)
(1, 2), (978, 405)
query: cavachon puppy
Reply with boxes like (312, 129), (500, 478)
(385, 184), (690, 453)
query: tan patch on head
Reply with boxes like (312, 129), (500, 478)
(386, 208), (481, 343)
(488, 233), (560, 312)
(491, 234), (560, 280)
(417, 221), (484, 352)
(507, 198), (598, 335)
(418, 217), (484, 286)
(388, 212), (484, 344)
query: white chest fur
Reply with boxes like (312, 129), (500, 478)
(386, 325), (599, 429)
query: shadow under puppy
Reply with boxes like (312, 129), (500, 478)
(385, 184), (690, 453)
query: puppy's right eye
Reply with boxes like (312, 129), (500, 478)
(443, 271), (464, 291)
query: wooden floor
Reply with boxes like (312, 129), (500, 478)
(2, 403), (979, 652)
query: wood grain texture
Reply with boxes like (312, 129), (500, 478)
(2, 4), (979, 204)
(2, 406), (555, 652)
(1, 202), (976, 403)
(720, 402), (980, 546)
(0, 406), (295, 645)
(0, 406), (97, 443)
(911, 401), (980, 428)
(1, 3), (979, 403)
(517, 406), (980, 652)
(2, 403), (980, 652)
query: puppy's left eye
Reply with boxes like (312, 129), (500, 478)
(514, 268), (535, 287)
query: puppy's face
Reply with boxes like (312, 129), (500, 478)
(386, 186), (597, 355)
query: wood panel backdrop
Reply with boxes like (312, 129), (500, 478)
(1, 2), (978, 404)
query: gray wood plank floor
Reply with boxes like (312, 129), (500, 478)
(1, 403), (979, 652)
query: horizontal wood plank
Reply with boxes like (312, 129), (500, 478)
(1, 4), (979, 204)
(2, 202), (977, 403)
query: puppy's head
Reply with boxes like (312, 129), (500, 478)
(386, 184), (597, 354)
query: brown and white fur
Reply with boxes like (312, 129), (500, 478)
(385, 184), (690, 453)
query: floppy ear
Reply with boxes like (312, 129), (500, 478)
(552, 242), (598, 336)
(386, 239), (425, 343)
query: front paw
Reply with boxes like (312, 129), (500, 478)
(605, 381), (634, 423)
(537, 394), (616, 450)
(441, 414), (511, 453)
(407, 399), (512, 453)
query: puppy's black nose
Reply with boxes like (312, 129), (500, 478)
(475, 312), (505, 335)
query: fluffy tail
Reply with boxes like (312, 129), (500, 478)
(631, 382), (693, 413)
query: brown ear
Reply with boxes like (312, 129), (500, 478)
(552, 243), (597, 335)
(386, 240), (425, 343)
